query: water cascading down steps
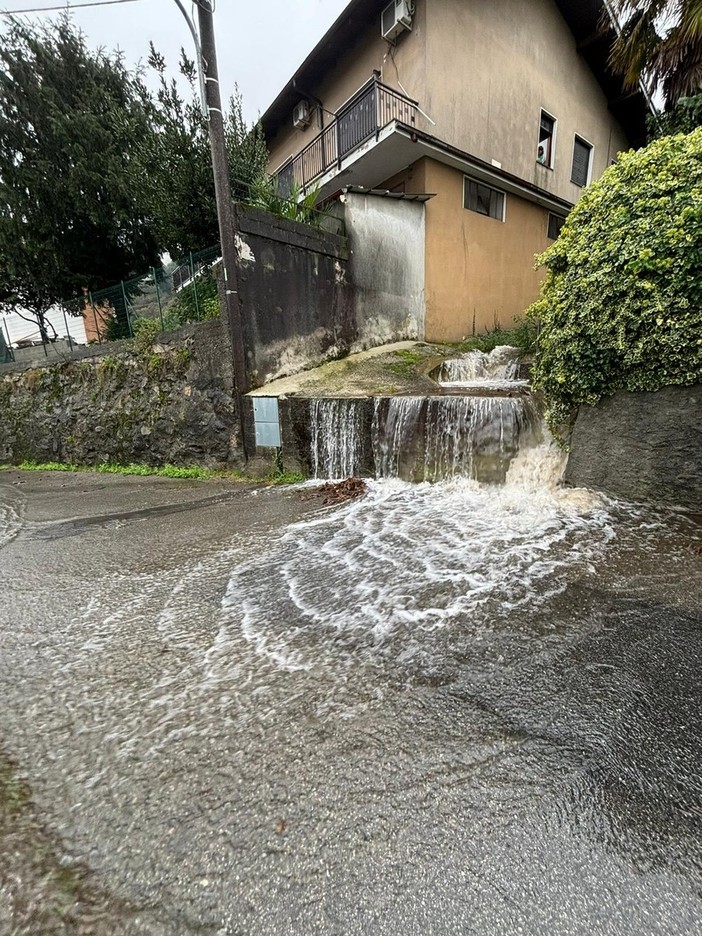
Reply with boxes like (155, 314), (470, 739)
(309, 347), (544, 483)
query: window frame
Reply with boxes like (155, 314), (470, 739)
(537, 109), (557, 170)
(547, 212), (566, 241)
(571, 134), (594, 187)
(463, 176), (506, 222)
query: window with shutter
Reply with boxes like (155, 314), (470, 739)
(571, 137), (592, 187)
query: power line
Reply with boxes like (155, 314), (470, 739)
(0, 0), (142, 15)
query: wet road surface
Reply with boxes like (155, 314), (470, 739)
(0, 468), (701, 935)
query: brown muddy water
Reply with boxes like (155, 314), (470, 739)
(0, 464), (701, 936)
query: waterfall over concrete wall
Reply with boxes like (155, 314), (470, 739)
(310, 399), (367, 479)
(307, 347), (545, 483)
(435, 346), (524, 388)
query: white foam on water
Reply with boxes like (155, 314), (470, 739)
(219, 460), (615, 674)
(437, 345), (522, 385)
(439, 379), (531, 390)
(0, 494), (24, 549)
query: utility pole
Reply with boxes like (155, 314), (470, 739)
(194, 0), (250, 457)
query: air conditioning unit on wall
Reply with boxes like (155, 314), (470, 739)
(293, 100), (312, 130)
(382, 0), (413, 42)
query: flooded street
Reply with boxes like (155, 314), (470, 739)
(0, 467), (701, 935)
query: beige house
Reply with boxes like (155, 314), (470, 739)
(261, 0), (649, 341)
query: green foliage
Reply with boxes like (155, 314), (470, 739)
(164, 269), (221, 329)
(13, 460), (234, 480)
(455, 319), (538, 355)
(268, 470), (306, 485)
(386, 349), (424, 377)
(609, 1), (702, 108)
(132, 317), (161, 348)
(131, 46), (269, 256)
(246, 178), (331, 228)
(649, 93), (702, 138)
(0, 15), (160, 339)
(527, 130), (702, 437)
(8, 460), (305, 484)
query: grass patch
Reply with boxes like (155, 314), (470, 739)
(268, 470), (306, 485)
(11, 460), (227, 480)
(3, 460), (307, 485)
(453, 318), (539, 355)
(385, 349), (425, 377)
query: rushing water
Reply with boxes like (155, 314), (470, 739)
(1, 360), (701, 933)
(435, 345), (529, 389)
(223, 445), (610, 674)
(311, 347), (542, 481)
(310, 398), (366, 478)
(373, 394), (542, 482)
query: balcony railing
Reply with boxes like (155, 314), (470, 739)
(276, 79), (418, 195)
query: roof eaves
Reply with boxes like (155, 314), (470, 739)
(260, 0), (382, 140)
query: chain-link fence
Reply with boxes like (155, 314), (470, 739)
(63, 242), (224, 345)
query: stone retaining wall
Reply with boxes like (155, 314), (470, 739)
(0, 318), (242, 469)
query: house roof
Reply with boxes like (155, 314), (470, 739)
(260, 0), (650, 147)
(342, 186), (435, 202)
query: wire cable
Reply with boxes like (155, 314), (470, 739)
(1, 0), (141, 14)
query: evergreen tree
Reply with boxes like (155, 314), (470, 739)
(0, 16), (160, 340)
(132, 46), (269, 258)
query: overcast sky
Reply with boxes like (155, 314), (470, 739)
(1, 0), (351, 122)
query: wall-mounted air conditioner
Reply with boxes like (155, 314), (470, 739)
(293, 100), (311, 130)
(381, 0), (413, 42)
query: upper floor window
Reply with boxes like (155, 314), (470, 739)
(571, 136), (593, 187)
(464, 177), (505, 221)
(538, 112), (556, 168)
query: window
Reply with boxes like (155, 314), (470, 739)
(464, 178), (505, 221)
(547, 213), (566, 240)
(537, 111), (556, 168)
(571, 136), (593, 187)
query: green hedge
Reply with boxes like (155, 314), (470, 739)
(528, 129), (702, 437)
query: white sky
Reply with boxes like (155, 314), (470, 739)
(0, 0), (352, 122)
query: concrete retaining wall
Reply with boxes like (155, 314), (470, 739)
(565, 385), (702, 511)
(236, 200), (425, 389)
(236, 208), (353, 389)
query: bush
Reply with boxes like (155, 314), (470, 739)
(527, 129), (702, 437)
(649, 94), (702, 139)
(164, 269), (221, 329)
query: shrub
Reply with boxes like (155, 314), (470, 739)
(649, 94), (702, 139)
(527, 129), (702, 437)
(164, 268), (221, 329)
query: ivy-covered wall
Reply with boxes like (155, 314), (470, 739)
(0, 318), (242, 468)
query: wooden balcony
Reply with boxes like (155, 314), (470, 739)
(275, 79), (418, 195)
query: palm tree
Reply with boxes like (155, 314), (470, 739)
(608, 0), (702, 109)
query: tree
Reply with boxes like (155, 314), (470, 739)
(649, 91), (702, 135)
(609, 1), (702, 109)
(527, 130), (702, 436)
(0, 16), (161, 341)
(130, 46), (268, 258)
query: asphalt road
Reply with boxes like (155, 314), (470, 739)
(0, 469), (700, 936)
